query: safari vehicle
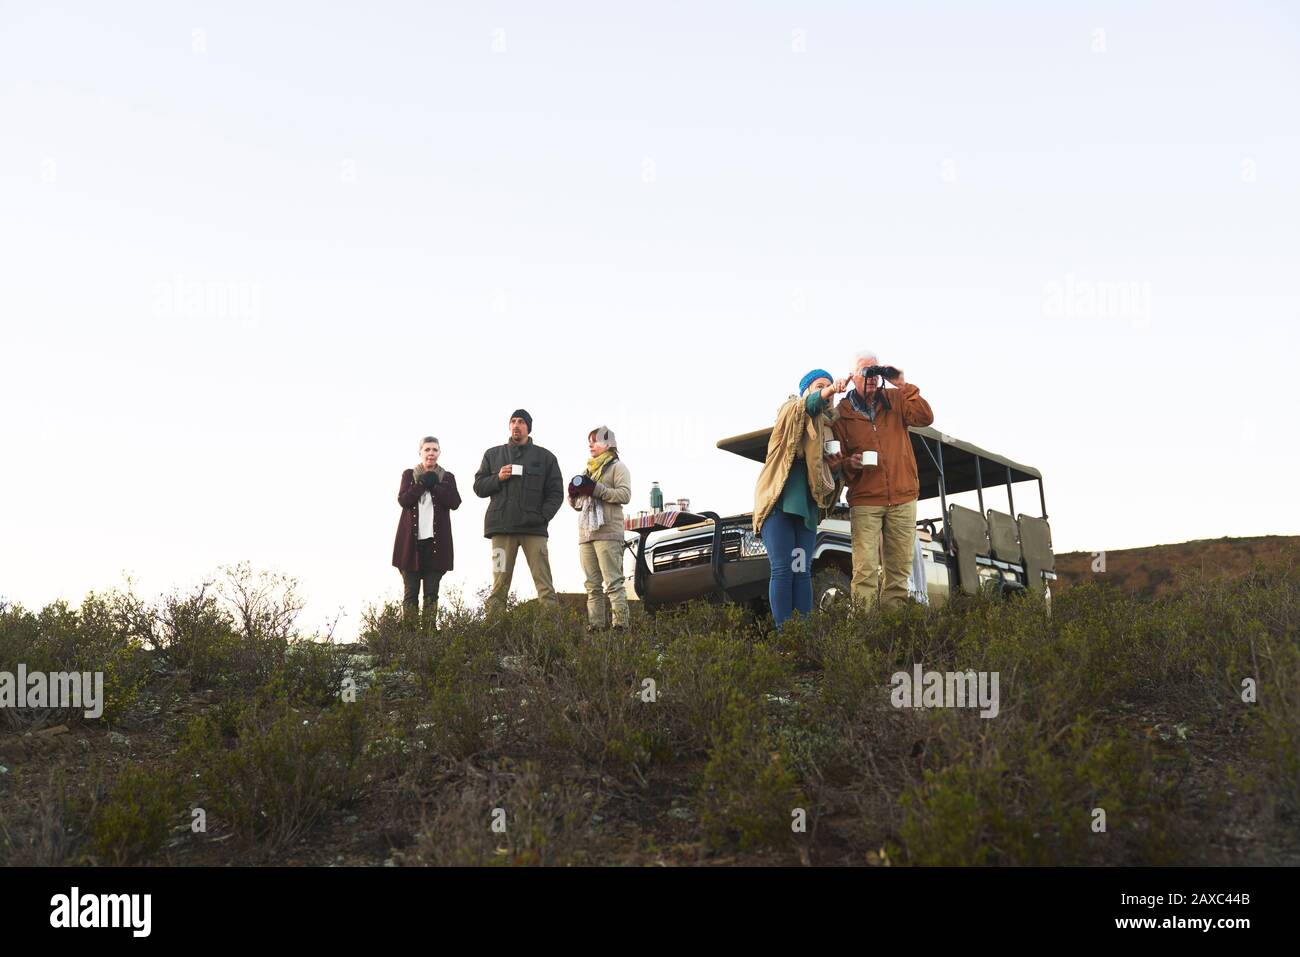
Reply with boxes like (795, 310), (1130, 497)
(627, 425), (1056, 613)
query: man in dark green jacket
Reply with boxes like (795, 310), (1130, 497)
(473, 409), (564, 614)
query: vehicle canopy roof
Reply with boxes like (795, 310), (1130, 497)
(715, 424), (1042, 500)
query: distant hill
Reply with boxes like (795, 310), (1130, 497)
(1052, 535), (1300, 599)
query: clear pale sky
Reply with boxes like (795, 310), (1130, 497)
(3, 2), (1297, 640)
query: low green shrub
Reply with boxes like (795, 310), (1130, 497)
(0, 768), (88, 866)
(698, 693), (805, 851)
(895, 713), (1186, 865)
(659, 630), (790, 751)
(412, 760), (599, 866)
(527, 626), (669, 775)
(182, 696), (367, 854)
(0, 593), (149, 727)
(87, 763), (185, 865)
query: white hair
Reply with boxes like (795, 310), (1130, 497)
(853, 348), (878, 367)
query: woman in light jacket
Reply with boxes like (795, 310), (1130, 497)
(753, 370), (845, 629)
(568, 425), (632, 631)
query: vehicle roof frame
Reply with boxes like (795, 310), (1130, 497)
(716, 422), (1050, 526)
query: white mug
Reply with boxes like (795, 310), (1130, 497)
(824, 439), (841, 455)
(859, 450), (878, 467)
(509, 464), (524, 476)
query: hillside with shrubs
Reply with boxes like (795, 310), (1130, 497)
(1, 543), (1297, 866)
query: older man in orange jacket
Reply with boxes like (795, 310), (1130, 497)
(832, 351), (934, 609)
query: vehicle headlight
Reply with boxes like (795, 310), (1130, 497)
(739, 529), (767, 558)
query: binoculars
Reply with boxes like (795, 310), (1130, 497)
(857, 364), (900, 380)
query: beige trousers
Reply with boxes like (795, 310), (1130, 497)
(849, 499), (918, 610)
(487, 534), (558, 615)
(579, 539), (630, 628)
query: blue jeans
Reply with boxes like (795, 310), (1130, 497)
(761, 509), (817, 628)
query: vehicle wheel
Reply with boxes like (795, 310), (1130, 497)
(813, 567), (852, 612)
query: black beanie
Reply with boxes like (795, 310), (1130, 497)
(511, 408), (533, 432)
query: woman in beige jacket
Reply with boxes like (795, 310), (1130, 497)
(753, 370), (846, 628)
(568, 425), (633, 631)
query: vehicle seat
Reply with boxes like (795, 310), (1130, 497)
(947, 504), (990, 595)
(1017, 515), (1054, 597)
(986, 509), (1022, 564)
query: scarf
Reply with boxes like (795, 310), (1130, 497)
(579, 452), (615, 532)
(585, 449), (615, 477)
(848, 385), (890, 422)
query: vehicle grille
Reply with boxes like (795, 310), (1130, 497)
(650, 527), (767, 572)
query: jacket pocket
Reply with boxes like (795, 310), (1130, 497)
(522, 472), (544, 521)
(848, 421), (880, 470)
(899, 443), (920, 495)
(602, 503), (624, 537)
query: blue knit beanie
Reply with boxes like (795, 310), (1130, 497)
(798, 369), (832, 395)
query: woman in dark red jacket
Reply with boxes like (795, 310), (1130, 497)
(392, 436), (461, 624)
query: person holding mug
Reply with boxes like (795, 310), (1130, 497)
(568, 425), (632, 632)
(392, 435), (462, 626)
(752, 369), (846, 629)
(832, 350), (934, 610)
(473, 409), (564, 616)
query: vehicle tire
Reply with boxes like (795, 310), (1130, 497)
(813, 567), (852, 612)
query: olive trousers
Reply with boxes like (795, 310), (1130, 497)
(578, 539), (630, 628)
(486, 534), (558, 615)
(849, 499), (918, 610)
